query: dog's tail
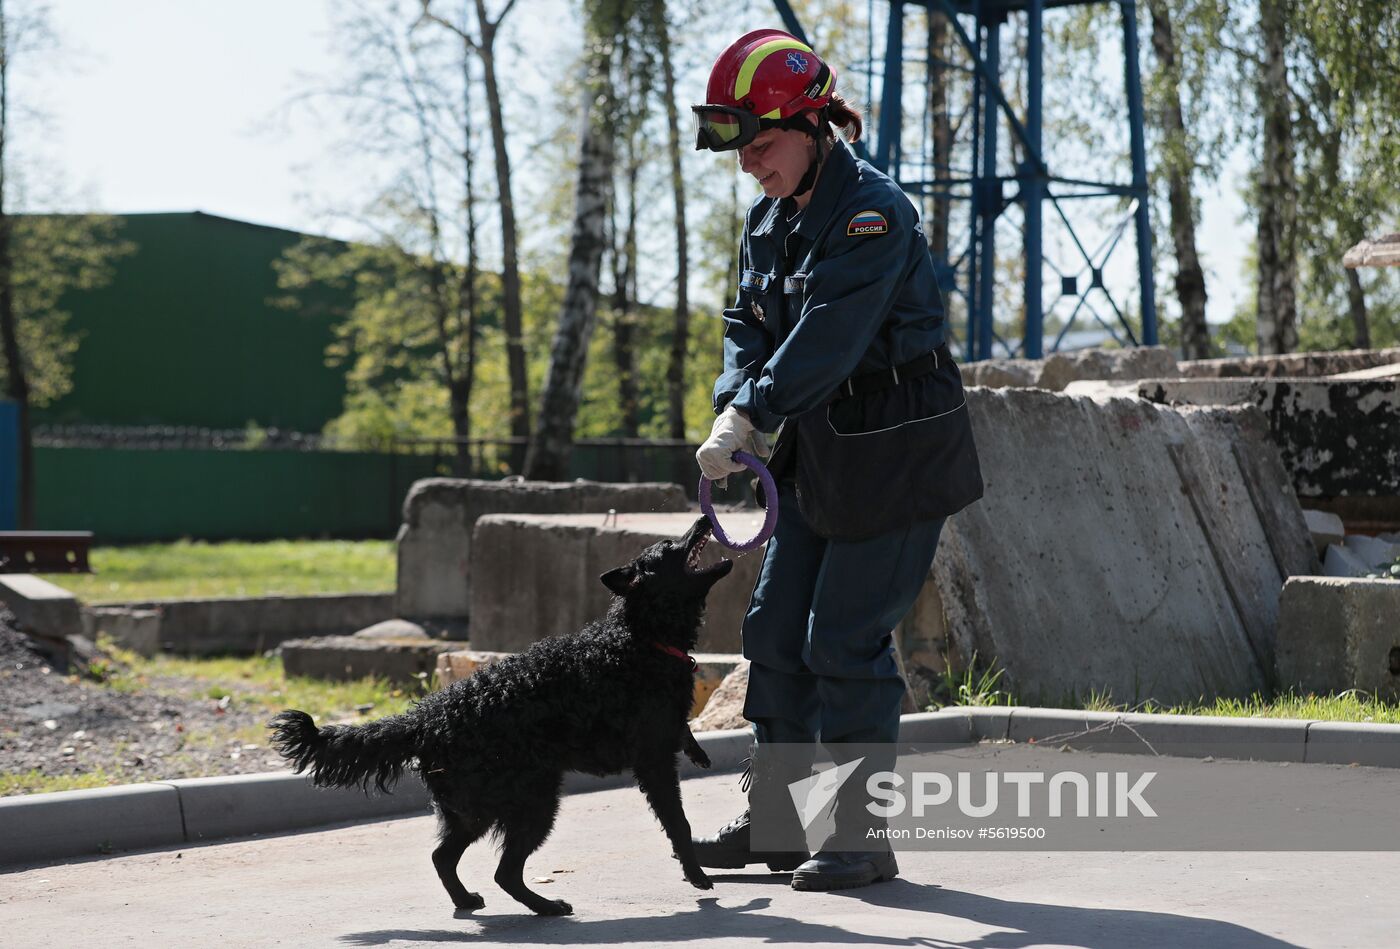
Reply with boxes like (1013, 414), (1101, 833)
(268, 709), (421, 793)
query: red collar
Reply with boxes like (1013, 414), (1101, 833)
(652, 642), (697, 671)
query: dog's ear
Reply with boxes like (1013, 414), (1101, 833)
(600, 564), (641, 596)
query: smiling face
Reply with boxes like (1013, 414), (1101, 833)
(738, 126), (816, 200)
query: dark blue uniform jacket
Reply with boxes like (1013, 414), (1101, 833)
(713, 139), (983, 539)
(715, 140), (946, 431)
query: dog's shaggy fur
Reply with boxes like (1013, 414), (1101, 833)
(269, 515), (730, 916)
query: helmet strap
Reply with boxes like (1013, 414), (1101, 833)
(788, 107), (828, 199)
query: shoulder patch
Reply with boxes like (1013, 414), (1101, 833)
(847, 209), (888, 237)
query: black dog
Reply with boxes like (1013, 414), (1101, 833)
(269, 515), (731, 916)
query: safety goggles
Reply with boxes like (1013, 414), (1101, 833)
(692, 105), (766, 152)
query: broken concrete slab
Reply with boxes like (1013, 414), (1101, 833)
(1343, 232), (1400, 268)
(394, 478), (690, 625)
(1343, 533), (1400, 568)
(907, 388), (1318, 706)
(81, 607), (162, 656)
(110, 593), (393, 656)
(690, 660), (750, 732)
(0, 574), (82, 640)
(961, 345), (1178, 392)
(1178, 346), (1400, 379)
(1302, 509), (1345, 555)
(1276, 576), (1400, 701)
(1324, 543), (1373, 578)
(468, 511), (766, 656)
(279, 633), (468, 684)
(434, 649), (743, 718)
(1137, 376), (1400, 499)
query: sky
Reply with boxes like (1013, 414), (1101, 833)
(23, 0), (1250, 328)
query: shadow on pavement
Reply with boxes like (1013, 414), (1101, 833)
(338, 878), (1305, 947)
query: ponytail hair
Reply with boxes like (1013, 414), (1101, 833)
(825, 93), (864, 144)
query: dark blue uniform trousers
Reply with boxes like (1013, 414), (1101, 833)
(742, 482), (946, 747)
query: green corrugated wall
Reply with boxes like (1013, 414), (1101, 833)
(36, 212), (350, 431)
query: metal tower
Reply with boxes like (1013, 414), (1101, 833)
(772, 0), (1158, 360)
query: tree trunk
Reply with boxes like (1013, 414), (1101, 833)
(1255, 0), (1298, 356)
(0, 1), (33, 528)
(472, 3), (530, 446)
(1345, 268), (1370, 350)
(458, 41), (481, 476)
(611, 139), (641, 441)
(1147, 0), (1210, 359)
(523, 29), (616, 481)
(658, 6), (689, 441)
(928, 9), (952, 259)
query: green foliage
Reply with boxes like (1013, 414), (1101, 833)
(37, 539), (394, 603)
(0, 215), (134, 406)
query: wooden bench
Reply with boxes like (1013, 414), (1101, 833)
(0, 531), (95, 573)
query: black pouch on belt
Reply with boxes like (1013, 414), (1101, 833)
(792, 348), (984, 541)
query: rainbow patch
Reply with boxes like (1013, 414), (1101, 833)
(846, 209), (888, 237)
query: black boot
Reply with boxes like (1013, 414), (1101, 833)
(791, 744), (900, 892)
(691, 808), (807, 871)
(693, 745), (811, 871)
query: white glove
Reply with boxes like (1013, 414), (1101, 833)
(697, 405), (770, 484)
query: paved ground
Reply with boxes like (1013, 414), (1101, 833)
(2, 747), (1396, 948)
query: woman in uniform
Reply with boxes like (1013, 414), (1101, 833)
(690, 29), (984, 892)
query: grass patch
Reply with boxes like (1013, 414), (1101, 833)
(928, 660), (1400, 723)
(0, 768), (132, 796)
(102, 645), (431, 722)
(38, 539), (395, 603)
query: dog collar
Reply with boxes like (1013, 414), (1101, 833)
(653, 642), (697, 671)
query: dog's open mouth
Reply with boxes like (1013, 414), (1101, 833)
(684, 526), (732, 577)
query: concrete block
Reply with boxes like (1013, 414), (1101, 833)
(395, 478), (689, 623)
(1178, 346), (1400, 379)
(0, 783), (184, 867)
(692, 654), (745, 719)
(435, 649), (513, 688)
(1344, 534), (1400, 569)
(963, 346), (1178, 392)
(1276, 577), (1400, 701)
(691, 660), (750, 733)
(280, 634), (468, 683)
(1302, 509), (1345, 554)
(469, 512), (763, 656)
(925, 389), (1314, 706)
(0, 574), (82, 640)
(1304, 721), (1400, 768)
(1324, 544), (1372, 578)
(1137, 376), (1400, 498)
(169, 771), (431, 843)
(82, 607), (162, 656)
(116, 593), (394, 656)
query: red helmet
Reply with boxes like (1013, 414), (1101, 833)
(693, 29), (836, 151)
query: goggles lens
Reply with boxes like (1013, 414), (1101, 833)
(692, 105), (758, 152)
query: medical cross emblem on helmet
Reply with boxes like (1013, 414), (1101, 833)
(785, 51), (808, 74)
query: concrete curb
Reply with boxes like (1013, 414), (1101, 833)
(6, 710), (1399, 870)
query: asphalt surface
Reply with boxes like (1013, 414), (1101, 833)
(2, 745), (1396, 948)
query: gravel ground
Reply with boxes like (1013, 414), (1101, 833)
(0, 613), (289, 790)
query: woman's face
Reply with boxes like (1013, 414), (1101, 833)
(738, 127), (814, 199)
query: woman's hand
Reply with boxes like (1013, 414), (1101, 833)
(697, 405), (770, 485)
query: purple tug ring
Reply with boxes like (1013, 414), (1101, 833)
(698, 451), (779, 552)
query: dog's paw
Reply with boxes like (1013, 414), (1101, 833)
(687, 749), (712, 769)
(534, 898), (573, 916)
(685, 870), (714, 890)
(454, 892), (485, 912)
